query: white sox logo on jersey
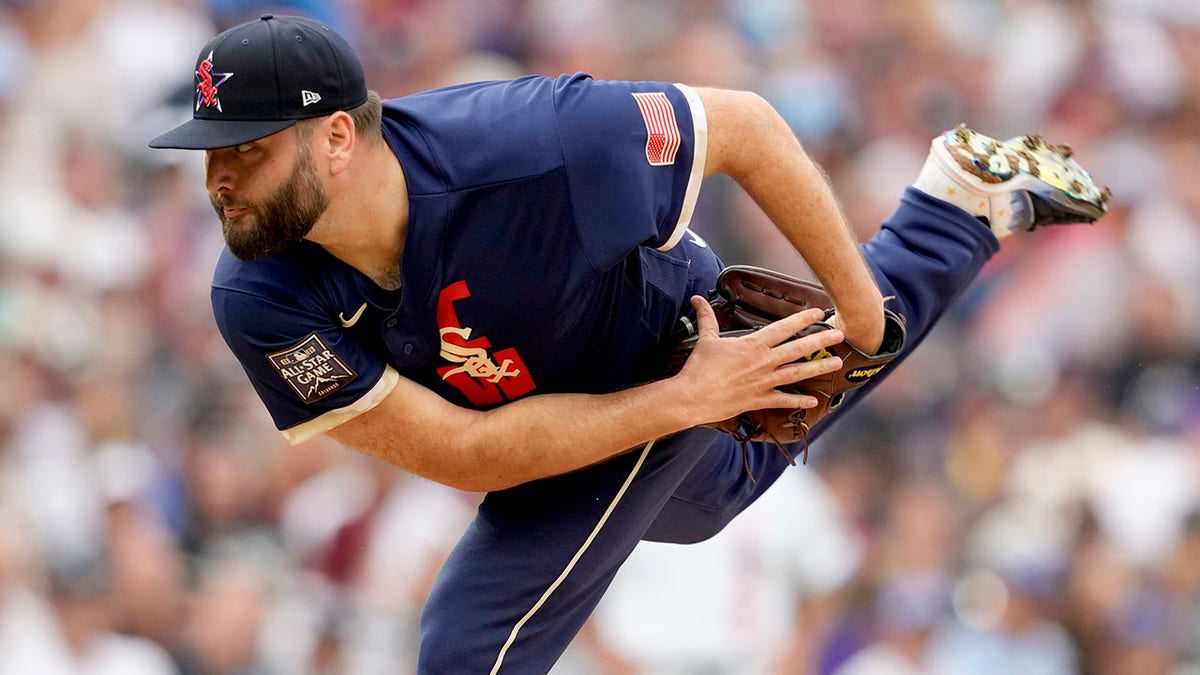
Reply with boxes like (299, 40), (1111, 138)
(436, 280), (535, 407)
(439, 327), (523, 383)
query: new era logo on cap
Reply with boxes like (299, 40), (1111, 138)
(301, 90), (321, 106)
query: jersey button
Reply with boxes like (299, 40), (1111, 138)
(385, 318), (397, 328)
(403, 342), (414, 355)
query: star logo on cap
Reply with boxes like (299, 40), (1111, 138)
(195, 51), (234, 112)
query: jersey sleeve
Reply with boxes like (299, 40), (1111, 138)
(552, 75), (708, 270)
(211, 256), (398, 445)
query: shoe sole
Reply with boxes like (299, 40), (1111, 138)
(940, 124), (1111, 224)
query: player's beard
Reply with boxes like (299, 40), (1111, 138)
(212, 146), (329, 261)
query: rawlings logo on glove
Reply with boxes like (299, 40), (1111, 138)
(667, 265), (906, 477)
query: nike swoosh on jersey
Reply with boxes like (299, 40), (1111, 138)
(338, 303), (368, 328)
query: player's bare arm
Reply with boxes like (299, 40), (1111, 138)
(327, 304), (844, 492)
(695, 87), (885, 353)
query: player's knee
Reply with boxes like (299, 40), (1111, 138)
(643, 499), (738, 543)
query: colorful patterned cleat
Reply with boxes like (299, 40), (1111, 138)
(914, 124), (1112, 238)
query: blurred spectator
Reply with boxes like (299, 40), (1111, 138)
(175, 556), (270, 675)
(0, 543), (179, 675)
(832, 573), (949, 675)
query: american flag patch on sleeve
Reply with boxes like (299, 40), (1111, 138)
(632, 92), (681, 166)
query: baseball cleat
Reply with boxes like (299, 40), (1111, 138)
(914, 124), (1112, 238)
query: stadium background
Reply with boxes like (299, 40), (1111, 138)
(0, 0), (1198, 673)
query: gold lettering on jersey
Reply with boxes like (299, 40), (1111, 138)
(438, 326), (522, 383)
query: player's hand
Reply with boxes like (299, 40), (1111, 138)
(673, 295), (844, 427)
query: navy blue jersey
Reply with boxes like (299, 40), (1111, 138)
(212, 73), (720, 444)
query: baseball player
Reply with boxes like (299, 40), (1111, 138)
(149, 15), (1109, 674)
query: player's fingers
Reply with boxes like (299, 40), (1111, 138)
(691, 296), (720, 339)
(771, 355), (843, 387)
(750, 308), (829, 346)
(774, 326), (844, 364)
(766, 391), (820, 409)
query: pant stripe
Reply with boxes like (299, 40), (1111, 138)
(488, 439), (656, 674)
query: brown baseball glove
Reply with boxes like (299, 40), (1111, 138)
(667, 265), (906, 477)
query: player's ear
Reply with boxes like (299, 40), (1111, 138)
(324, 111), (355, 175)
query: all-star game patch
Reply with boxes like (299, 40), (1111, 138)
(267, 334), (357, 404)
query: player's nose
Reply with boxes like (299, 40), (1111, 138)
(204, 149), (236, 194)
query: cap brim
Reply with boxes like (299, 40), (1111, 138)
(148, 117), (299, 150)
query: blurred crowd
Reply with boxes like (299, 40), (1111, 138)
(0, 0), (1197, 673)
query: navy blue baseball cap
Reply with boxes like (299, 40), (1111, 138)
(149, 15), (367, 150)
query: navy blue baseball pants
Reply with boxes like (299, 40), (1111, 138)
(418, 188), (1001, 673)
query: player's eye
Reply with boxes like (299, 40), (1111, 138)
(235, 143), (255, 153)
